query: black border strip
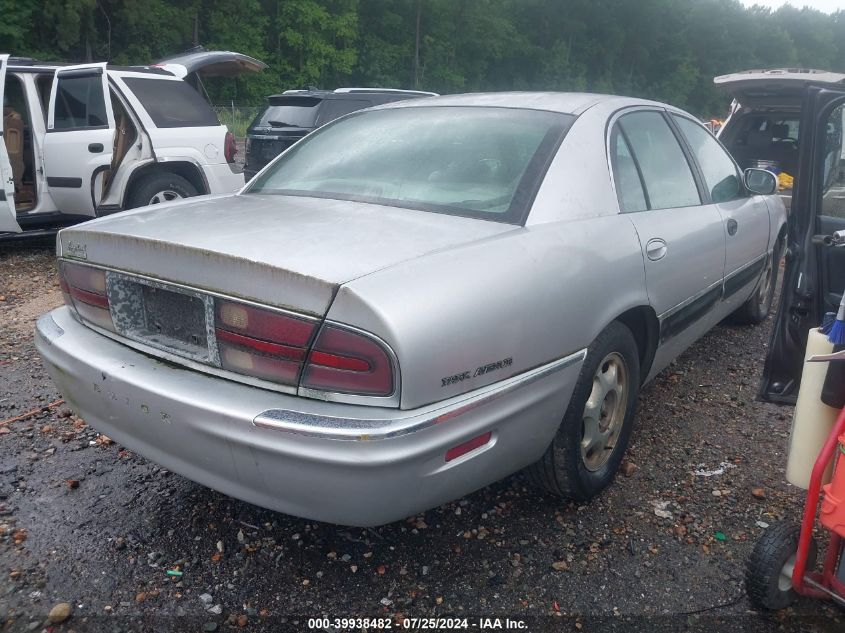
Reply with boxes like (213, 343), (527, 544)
(47, 177), (83, 188)
(724, 255), (767, 299)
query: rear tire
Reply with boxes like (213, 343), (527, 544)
(746, 522), (816, 611)
(525, 321), (640, 501)
(731, 238), (782, 325)
(126, 172), (198, 209)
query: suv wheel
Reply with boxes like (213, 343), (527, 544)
(127, 173), (198, 209)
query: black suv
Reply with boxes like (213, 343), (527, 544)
(243, 88), (437, 179)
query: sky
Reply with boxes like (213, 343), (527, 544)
(740, 0), (845, 11)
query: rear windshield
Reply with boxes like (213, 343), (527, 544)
(121, 77), (220, 128)
(256, 97), (322, 128)
(246, 106), (573, 223)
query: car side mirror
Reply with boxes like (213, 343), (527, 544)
(744, 168), (778, 195)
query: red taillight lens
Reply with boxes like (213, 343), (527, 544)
(214, 299), (316, 385)
(224, 131), (237, 164)
(60, 262), (115, 332)
(301, 326), (394, 397)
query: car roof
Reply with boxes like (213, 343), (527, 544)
(7, 57), (175, 77)
(372, 91), (673, 116)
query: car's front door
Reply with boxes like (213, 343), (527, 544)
(762, 85), (845, 402)
(0, 54), (22, 233)
(42, 63), (114, 216)
(609, 109), (727, 377)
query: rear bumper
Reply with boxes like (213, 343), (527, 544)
(203, 162), (245, 195)
(36, 307), (582, 526)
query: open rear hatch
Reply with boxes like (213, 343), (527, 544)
(153, 48), (267, 80)
(715, 69), (845, 108)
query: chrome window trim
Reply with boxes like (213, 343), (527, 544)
(254, 348), (588, 440)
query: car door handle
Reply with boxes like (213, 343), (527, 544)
(727, 218), (738, 236)
(88, 143), (104, 153)
(646, 238), (667, 261)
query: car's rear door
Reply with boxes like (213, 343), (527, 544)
(0, 54), (22, 233)
(762, 85), (845, 402)
(609, 109), (726, 370)
(42, 63), (114, 216)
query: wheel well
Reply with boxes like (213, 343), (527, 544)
(124, 161), (208, 207)
(615, 306), (659, 383)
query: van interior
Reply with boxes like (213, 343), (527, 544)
(3, 75), (37, 211)
(720, 111), (801, 180)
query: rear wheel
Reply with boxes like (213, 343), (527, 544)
(746, 522), (816, 611)
(126, 172), (198, 209)
(526, 321), (640, 500)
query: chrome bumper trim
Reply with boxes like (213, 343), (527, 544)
(253, 348), (587, 440)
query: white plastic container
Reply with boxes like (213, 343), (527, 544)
(786, 328), (839, 489)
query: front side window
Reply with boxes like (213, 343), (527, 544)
(247, 106), (574, 223)
(618, 111), (701, 210)
(673, 115), (742, 203)
(53, 74), (108, 130)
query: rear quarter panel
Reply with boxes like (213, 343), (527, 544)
(330, 214), (648, 409)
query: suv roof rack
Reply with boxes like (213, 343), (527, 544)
(333, 87), (438, 96)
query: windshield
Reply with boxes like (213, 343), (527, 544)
(255, 97), (322, 128)
(246, 106), (573, 223)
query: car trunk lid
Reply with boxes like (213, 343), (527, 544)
(715, 69), (845, 108)
(57, 193), (516, 317)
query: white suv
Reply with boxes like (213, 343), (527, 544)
(0, 50), (265, 236)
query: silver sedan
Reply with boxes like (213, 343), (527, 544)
(35, 93), (786, 526)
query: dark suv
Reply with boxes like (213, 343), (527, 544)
(243, 88), (437, 179)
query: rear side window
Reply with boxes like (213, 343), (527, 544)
(53, 74), (108, 130)
(673, 115), (742, 203)
(121, 77), (220, 128)
(610, 128), (648, 213)
(258, 97), (322, 128)
(316, 99), (371, 126)
(618, 111), (701, 210)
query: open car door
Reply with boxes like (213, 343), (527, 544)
(761, 84), (845, 403)
(0, 53), (22, 233)
(42, 63), (114, 216)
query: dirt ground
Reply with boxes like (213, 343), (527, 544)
(0, 243), (842, 633)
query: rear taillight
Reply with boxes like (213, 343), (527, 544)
(224, 131), (237, 164)
(301, 325), (394, 397)
(213, 299), (395, 397)
(59, 262), (115, 332)
(215, 299), (316, 386)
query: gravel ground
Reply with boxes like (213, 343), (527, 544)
(0, 244), (842, 633)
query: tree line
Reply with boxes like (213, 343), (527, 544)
(2, 0), (845, 117)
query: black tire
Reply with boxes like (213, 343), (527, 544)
(745, 522), (817, 611)
(126, 172), (198, 209)
(525, 321), (640, 501)
(731, 237), (782, 325)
